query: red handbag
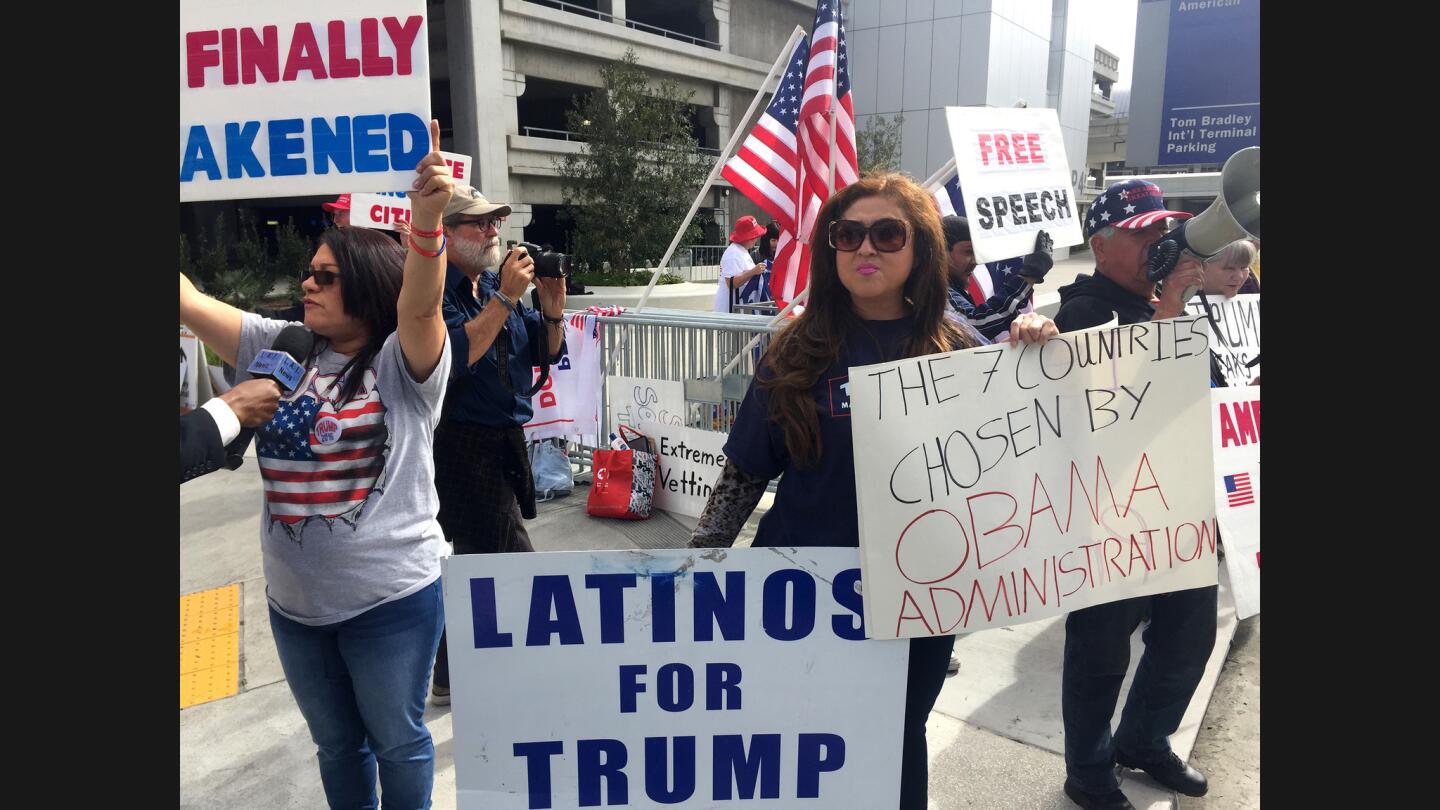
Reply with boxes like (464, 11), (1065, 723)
(586, 425), (659, 520)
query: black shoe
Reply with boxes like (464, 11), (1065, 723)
(1115, 749), (1208, 797)
(1063, 779), (1135, 810)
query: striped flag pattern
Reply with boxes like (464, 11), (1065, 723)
(1224, 472), (1255, 507)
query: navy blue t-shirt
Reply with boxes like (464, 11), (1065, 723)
(725, 316), (921, 549)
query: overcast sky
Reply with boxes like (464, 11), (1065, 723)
(1091, 0), (1139, 92)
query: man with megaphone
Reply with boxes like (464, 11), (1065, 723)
(1052, 176), (1214, 810)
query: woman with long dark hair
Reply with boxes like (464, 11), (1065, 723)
(180, 122), (456, 808)
(689, 173), (1057, 808)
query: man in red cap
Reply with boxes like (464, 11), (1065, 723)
(714, 215), (769, 313)
(321, 194), (351, 228)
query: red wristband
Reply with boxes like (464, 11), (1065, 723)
(408, 233), (447, 258)
(409, 223), (442, 239)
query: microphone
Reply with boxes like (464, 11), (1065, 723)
(224, 325), (315, 470)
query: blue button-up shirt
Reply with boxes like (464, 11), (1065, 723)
(441, 264), (566, 427)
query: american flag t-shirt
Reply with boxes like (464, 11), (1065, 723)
(257, 365), (390, 535)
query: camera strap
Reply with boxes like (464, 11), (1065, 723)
(526, 287), (551, 397)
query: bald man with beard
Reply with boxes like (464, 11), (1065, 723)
(427, 184), (567, 706)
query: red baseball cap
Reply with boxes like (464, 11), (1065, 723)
(321, 194), (351, 212)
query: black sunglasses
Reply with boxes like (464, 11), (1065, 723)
(828, 218), (909, 252)
(302, 267), (340, 287)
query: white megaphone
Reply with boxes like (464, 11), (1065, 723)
(1145, 146), (1261, 300)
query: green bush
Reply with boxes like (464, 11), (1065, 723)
(571, 270), (684, 287)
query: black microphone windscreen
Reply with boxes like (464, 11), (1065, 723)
(272, 325), (315, 361)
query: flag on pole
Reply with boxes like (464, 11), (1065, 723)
(720, 36), (810, 238)
(769, 0), (858, 307)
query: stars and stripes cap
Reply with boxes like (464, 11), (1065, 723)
(1085, 178), (1193, 239)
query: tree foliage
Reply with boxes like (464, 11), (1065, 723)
(857, 113), (905, 175)
(557, 50), (711, 277)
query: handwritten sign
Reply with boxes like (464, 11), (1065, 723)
(444, 547), (907, 809)
(638, 421), (729, 518)
(610, 376), (686, 432)
(180, 0), (430, 201)
(850, 317), (1219, 638)
(944, 106), (1084, 263)
(1212, 386), (1259, 619)
(1185, 294), (1259, 387)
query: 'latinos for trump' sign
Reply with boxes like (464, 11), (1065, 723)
(944, 106), (1084, 264)
(444, 548), (908, 809)
(850, 317), (1219, 638)
(180, 0), (430, 201)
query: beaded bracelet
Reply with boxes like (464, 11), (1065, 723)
(409, 223), (443, 239)
(408, 233), (447, 257)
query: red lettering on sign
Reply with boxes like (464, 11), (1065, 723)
(1028, 133), (1043, 163)
(977, 133), (994, 166)
(994, 134), (1013, 165)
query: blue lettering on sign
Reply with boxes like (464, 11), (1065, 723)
(713, 734), (781, 800)
(585, 573), (637, 644)
(650, 572), (678, 643)
(469, 577), (514, 648)
(762, 569), (816, 641)
(797, 734), (846, 798)
(656, 663), (695, 712)
(578, 739), (629, 806)
(705, 662), (742, 710)
(645, 736), (697, 803)
(693, 571), (745, 642)
(526, 575), (584, 646)
(830, 568), (867, 640)
(513, 741), (563, 809)
(179, 113), (430, 184)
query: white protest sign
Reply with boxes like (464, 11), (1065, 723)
(180, 0), (430, 201)
(180, 327), (200, 413)
(638, 421), (729, 518)
(525, 314), (602, 442)
(1185, 294), (1259, 387)
(850, 316), (1219, 638)
(1211, 386), (1259, 619)
(444, 547), (907, 809)
(350, 152), (474, 230)
(610, 376), (686, 431)
(944, 106), (1084, 264)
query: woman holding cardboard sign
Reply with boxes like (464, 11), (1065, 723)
(180, 121), (455, 809)
(689, 173), (1057, 809)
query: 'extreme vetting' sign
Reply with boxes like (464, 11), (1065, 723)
(638, 421), (729, 519)
(850, 317), (1219, 639)
(943, 107), (1084, 264)
(443, 547), (907, 809)
(179, 0), (430, 202)
(1185, 294), (1259, 387)
(1212, 386), (1259, 619)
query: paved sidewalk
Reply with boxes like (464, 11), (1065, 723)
(181, 461), (1242, 809)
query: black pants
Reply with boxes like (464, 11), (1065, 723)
(900, 633), (957, 809)
(1061, 586), (1218, 791)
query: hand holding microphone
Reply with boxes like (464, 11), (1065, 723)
(224, 325), (315, 470)
(219, 379), (282, 427)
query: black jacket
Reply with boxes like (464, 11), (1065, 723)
(1054, 271), (1155, 331)
(179, 409), (227, 483)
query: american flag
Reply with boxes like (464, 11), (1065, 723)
(776, 0), (859, 307)
(257, 367), (389, 532)
(721, 35), (809, 238)
(1223, 472), (1255, 508)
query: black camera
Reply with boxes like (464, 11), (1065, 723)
(518, 241), (572, 279)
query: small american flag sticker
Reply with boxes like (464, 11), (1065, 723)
(1223, 472), (1255, 508)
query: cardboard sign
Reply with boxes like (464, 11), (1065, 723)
(350, 152), (473, 230)
(525, 314), (602, 443)
(611, 376), (686, 432)
(443, 547), (907, 809)
(1211, 386), (1259, 619)
(944, 107), (1084, 264)
(179, 0), (430, 201)
(638, 421), (729, 519)
(850, 317), (1219, 638)
(1185, 294), (1259, 387)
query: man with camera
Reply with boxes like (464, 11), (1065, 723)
(1053, 178), (1213, 810)
(429, 184), (567, 705)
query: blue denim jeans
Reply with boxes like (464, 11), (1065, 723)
(269, 579), (445, 810)
(1061, 585), (1218, 792)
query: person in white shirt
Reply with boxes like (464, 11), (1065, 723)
(713, 215), (768, 313)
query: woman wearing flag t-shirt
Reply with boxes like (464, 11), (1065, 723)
(689, 173), (1058, 809)
(179, 121), (455, 809)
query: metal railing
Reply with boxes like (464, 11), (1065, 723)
(560, 307), (782, 478)
(524, 0), (721, 50)
(675, 245), (727, 281)
(519, 127), (722, 157)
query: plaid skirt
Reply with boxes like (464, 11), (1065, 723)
(433, 421), (536, 554)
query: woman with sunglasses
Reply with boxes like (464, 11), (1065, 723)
(179, 121), (456, 809)
(689, 173), (1057, 809)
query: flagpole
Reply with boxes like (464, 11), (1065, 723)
(921, 157), (957, 191)
(629, 25), (807, 316)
